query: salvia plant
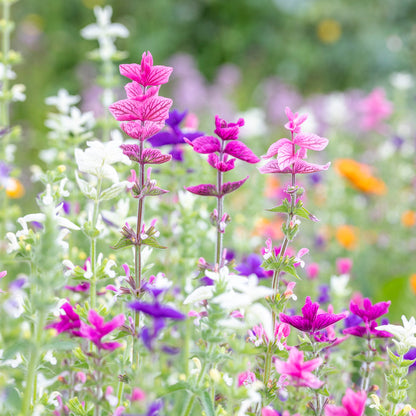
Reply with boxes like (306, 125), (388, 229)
(0, 4), (415, 416)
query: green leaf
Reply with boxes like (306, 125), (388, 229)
(165, 381), (192, 394)
(100, 181), (128, 201)
(75, 172), (97, 200)
(198, 391), (215, 416)
(42, 339), (78, 351)
(267, 199), (290, 213)
(294, 206), (319, 222)
(282, 263), (300, 279)
(1, 340), (33, 360)
(141, 236), (167, 249)
(112, 236), (134, 250)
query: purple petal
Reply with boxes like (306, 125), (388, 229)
(221, 176), (248, 196)
(301, 296), (319, 323)
(313, 312), (348, 332)
(185, 183), (218, 197)
(279, 313), (312, 332)
(190, 136), (221, 154)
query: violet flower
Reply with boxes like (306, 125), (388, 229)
(147, 109), (204, 161)
(128, 300), (185, 321)
(343, 298), (392, 339)
(236, 253), (270, 278)
(280, 296), (348, 334)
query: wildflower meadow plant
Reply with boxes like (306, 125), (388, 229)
(1, 4), (416, 416)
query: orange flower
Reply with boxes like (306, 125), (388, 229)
(401, 210), (416, 228)
(264, 176), (281, 199)
(335, 159), (386, 195)
(336, 225), (358, 250)
(5, 178), (25, 199)
(253, 217), (283, 240)
(410, 274), (416, 295)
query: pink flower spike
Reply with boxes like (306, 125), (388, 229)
(214, 115), (244, 141)
(324, 389), (366, 416)
(284, 107), (308, 133)
(119, 51), (173, 87)
(274, 347), (323, 389)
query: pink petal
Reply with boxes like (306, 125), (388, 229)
(262, 138), (291, 159)
(293, 160), (331, 174)
(221, 176), (249, 196)
(324, 406), (349, 416)
(125, 82), (159, 100)
(109, 99), (142, 121)
(88, 310), (104, 328)
(185, 183), (218, 197)
(191, 136), (221, 154)
(258, 160), (292, 174)
(120, 121), (165, 141)
(342, 389), (366, 416)
(141, 148), (172, 164)
(119, 63), (173, 87)
(294, 133), (328, 151)
(277, 142), (297, 170)
(224, 141), (260, 163)
(139, 96), (173, 122)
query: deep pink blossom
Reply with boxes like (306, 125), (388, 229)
(280, 296), (348, 334)
(261, 407), (280, 416)
(214, 115), (244, 140)
(336, 258), (352, 275)
(79, 310), (125, 351)
(119, 51), (173, 87)
(45, 302), (81, 334)
(237, 370), (256, 387)
(274, 347), (323, 389)
(359, 88), (392, 132)
(324, 389), (366, 416)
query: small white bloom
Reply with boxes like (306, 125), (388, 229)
(330, 274), (350, 297)
(104, 259), (116, 278)
(390, 72), (414, 90)
(43, 350), (57, 365)
(10, 84), (26, 102)
(0, 63), (16, 80)
(6, 232), (20, 253)
(45, 89), (80, 114)
(377, 315), (416, 352)
(223, 373), (233, 386)
(0, 352), (23, 368)
(237, 108), (267, 138)
(184, 286), (214, 304)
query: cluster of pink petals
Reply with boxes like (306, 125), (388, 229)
(109, 51), (173, 143)
(237, 370), (256, 387)
(359, 88), (392, 132)
(324, 388), (366, 416)
(274, 347), (323, 389)
(46, 303), (125, 351)
(260, 107), (330, 175)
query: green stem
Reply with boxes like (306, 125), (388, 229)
(215, 140), (225, 269)
(1, 0), (11, 130)
(22, 311), (46, 416)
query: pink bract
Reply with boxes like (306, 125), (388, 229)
(324, 389), (366, 416)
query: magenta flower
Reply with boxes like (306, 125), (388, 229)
(79, 310), (125, 351)
(260, 107), (330, 175)
(274, 347), (323, 389)
(45, 302), (81, 334)
(237, 370), (256, 387)
(280, 296), (348, 334)
(324, 388), (366, 416)
(109, 51), (173, 144)
(0, 270), (6, 293)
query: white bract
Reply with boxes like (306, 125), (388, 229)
(377, 315), (416, 353)
(45, 89), (80, 114)
(75, 139), (130, 183)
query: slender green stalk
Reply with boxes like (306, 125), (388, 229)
(360, 337), (375, 392)
(1, 0), (11, 130)
(215, 140), (225, 269)
(22, 311), (46, 416)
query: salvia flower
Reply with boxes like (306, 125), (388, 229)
(109, 51), (173, 143)
(45, 303), (82, 335)
(343, 298), (392, 339)
(376, 315), (416, 353)
(274, 347), (323, 389)
(280, 296), (348, 334)
(260, 107), (330, 175)
(324, 388), (366, 416)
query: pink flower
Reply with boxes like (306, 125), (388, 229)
(127, 387), (146, 402)
(262, 407), (280, 416)
(306, 263), (320, 280)
(237, 370), (256, 387)
(336, 258), (352, 275)
(260, 107), (330, 175)
(359, 88), (392, 132)
(324, 389), (366, 416)
(274, 347), (323, 389)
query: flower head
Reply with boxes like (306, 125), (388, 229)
(274, 347), (323, 389)
(376, 315), (416, 353)
(325, 389), (366, 416)
(280, 296), (348, 334)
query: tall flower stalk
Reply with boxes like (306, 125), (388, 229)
(109, 50), (173, 365)
(259, 107), (330, 412)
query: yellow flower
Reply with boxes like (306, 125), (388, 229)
(317, 19), (342, 44)
(336, 225), (358, 250)
(401, 210), (416, 228)
(335, 159), (386, 195)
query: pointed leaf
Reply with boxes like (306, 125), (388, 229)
(75, 172), (97, 199)
(141, 148), (172, 164)
(112, 237), (134, 250)
(141, 236), (167, 249)
(221, 176), (249, 196)
(198, 391), (215, 416)
(185, 183), (218, 197)
(224, 140), (260, 163)
(100, 182), (129, 201)
(295, 206), (319, 222)
(191, 136), (221, 154)
(294, 133), (328, 151)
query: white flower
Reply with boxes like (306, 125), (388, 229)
(330, 274), (350, 297)
(45, 89), (80, 114)
(10, 84), (26, 102)
(0, 63), (16, 80)
(43, 350), (57, 365)
(237, 108), (267, 138)
(104, 259), (116, 278)
(377, 315), (416, 353)
(390, 72), (414, 90)
(0, 352), (23, 368)
(6, 232), (20, 253)
(75, 139), (130, 183)
(184, 285), (214, 304)
(3, 291), (25, 318)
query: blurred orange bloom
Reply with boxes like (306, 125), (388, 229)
(264, 176), (281, 199)
(336, 225), (358, 250)
(401, 210), (416, 228)
(253, 217), (283, 240)
(410, 274), (416, 295)
(5, 178), (25, 199)
(335, 159), (386, 195)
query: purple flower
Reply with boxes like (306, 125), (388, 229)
(65, 282), (90, 292)
(128, 300), (186, 321)
(316, 285), (330, 304)
(343, 321), (392, 339)
(404, 348), (416, 372)
(236, 254), (269, 278)
(280, 296), (348, 334)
